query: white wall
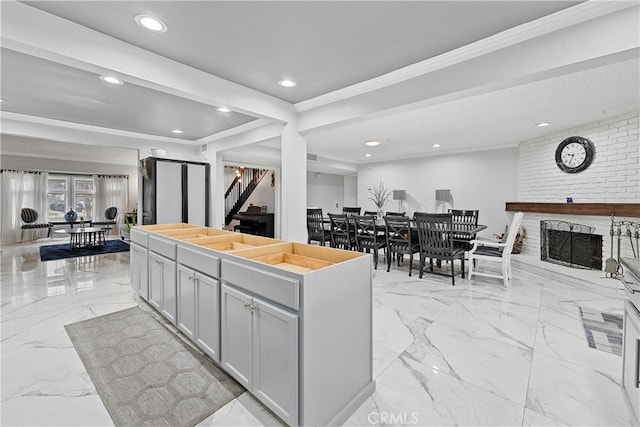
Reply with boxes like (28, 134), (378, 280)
(307, 172), (346, 214)
(357, 148), (519, 237)
(517, 110), (640, 259)
(518, 111), (639, 202)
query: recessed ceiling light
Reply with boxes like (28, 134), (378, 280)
(171, 129), (183, 134)
(99, 75), (123, 85)
(135, 14), (167, 32)
(365, 153), (372, 158)
(365, 140), (381, 147)
(433, 144), (441, 148)
(217, 107), (231, 113)
(278, 79), (297, 88)
(536, 122), (551, 127)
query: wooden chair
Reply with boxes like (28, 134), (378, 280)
(414, 212), (465, 285)
(384, 215), (419, 276)
(449, 209), (479, 252)
(328, 213), (356, 250)
(342, 207), (362, 215)
(385, 211), (406, 216)
(468, 212), (524, 288)
(363, 210), (378, 216)
(353, 215), (386, 269)
(306, 208), (330, 246)
(20, 208), (52, 241)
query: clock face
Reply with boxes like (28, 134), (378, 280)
(555, 136), (595, 173)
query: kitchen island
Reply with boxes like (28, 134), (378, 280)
(130, 224), (374, 426)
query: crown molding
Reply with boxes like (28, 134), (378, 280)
(295, 1), (636, 112)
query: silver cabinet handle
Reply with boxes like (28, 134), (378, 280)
(244, 301), (251, 307)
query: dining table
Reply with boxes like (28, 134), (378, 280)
(322, 216), (487, 239)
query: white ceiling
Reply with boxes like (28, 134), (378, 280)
(1, 1), (639, 171)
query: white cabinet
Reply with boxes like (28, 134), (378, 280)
(130, 242), (148, 300)
(221, 284), (298, 425)
(177, 265), (220, 362)
(149, 251), (176, 324)
(623, 299), (640, 424)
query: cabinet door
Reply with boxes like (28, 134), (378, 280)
(155, 160), (183, 224)
(177, 265), (196, 341)
(187, 163), (206, 226)
(221, 284), (253, 389)
(161, 258), (177, 324)
(253, 298), (299, 425)
(130, 243), (141, 293)
(196, 273), (220, 362)
(148, 252), (163, 311)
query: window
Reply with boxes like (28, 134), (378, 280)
(47, 176), (69, 221)
(47, 175), (95, 221)
(73, 177), (94, 220)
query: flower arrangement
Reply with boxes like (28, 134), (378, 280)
(368, 180), (392, 209)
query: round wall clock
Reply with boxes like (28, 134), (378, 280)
(555, 136), (595, 173)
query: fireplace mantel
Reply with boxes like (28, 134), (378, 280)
(505, 202), (640, 217)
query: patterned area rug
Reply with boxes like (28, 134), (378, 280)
(40, 239), (130, 261)
(65, 306), (243, 426)
(580, 307), (623, 356)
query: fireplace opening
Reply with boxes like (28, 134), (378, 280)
(540, 220), (603, 270)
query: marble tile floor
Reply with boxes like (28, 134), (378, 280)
(1, 239), (633, 426)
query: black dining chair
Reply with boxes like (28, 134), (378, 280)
(363, 210), (378, 216)
(414, 212), (465, 285)
(384, 215), (419, 276)
(342, 207), (362, 216)
(353, 215), (386, 269)
(20, 208), (52, 241)
(328, 213), (356, 250)
(449, 209), (479, 252)
(385, 211), (406, 216)
(307, 208), (330, 246)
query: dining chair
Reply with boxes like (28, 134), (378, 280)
(328, 213), (356, 250)
(385, 211), (406, 216)
(414, 212), (465, 285)
(342, 207), (362, 215)
(20, 208), (53, 242)
(468, 212), (524, 288)
(353, 215), (386, 269)
(384, 215), (419, 276)
(363, 210), (378, 216)
(449, 209), (479, 252)
(306, 208), (330, 246)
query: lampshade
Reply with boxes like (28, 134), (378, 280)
(435, 189), (451, 201)
(392, 190), (406, 200)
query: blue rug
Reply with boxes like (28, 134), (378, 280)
(40, 239), (130, 261)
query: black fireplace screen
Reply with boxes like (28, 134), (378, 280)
(540, 220), (603, 270)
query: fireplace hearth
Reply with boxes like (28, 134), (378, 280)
(540, 220), (603, 270)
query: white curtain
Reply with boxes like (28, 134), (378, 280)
(94, 175), (129, 232)
(0, 170), (48, 243)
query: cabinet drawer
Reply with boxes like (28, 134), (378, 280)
(149, 235), (176, 260)
(130, 228), (148, 247)
(222, 260), (299, 311)
(177, 245), (220, 278)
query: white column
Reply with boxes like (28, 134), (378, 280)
(280, 121), (307, 242)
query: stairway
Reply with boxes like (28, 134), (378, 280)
(224, 167), (269, 225)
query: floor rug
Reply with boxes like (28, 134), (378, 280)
(580, 307), (623, 356)
(40, 239), (130, 261)
(65, 306), (244, 427)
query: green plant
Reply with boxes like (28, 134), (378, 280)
(125, 209), (137, 232)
